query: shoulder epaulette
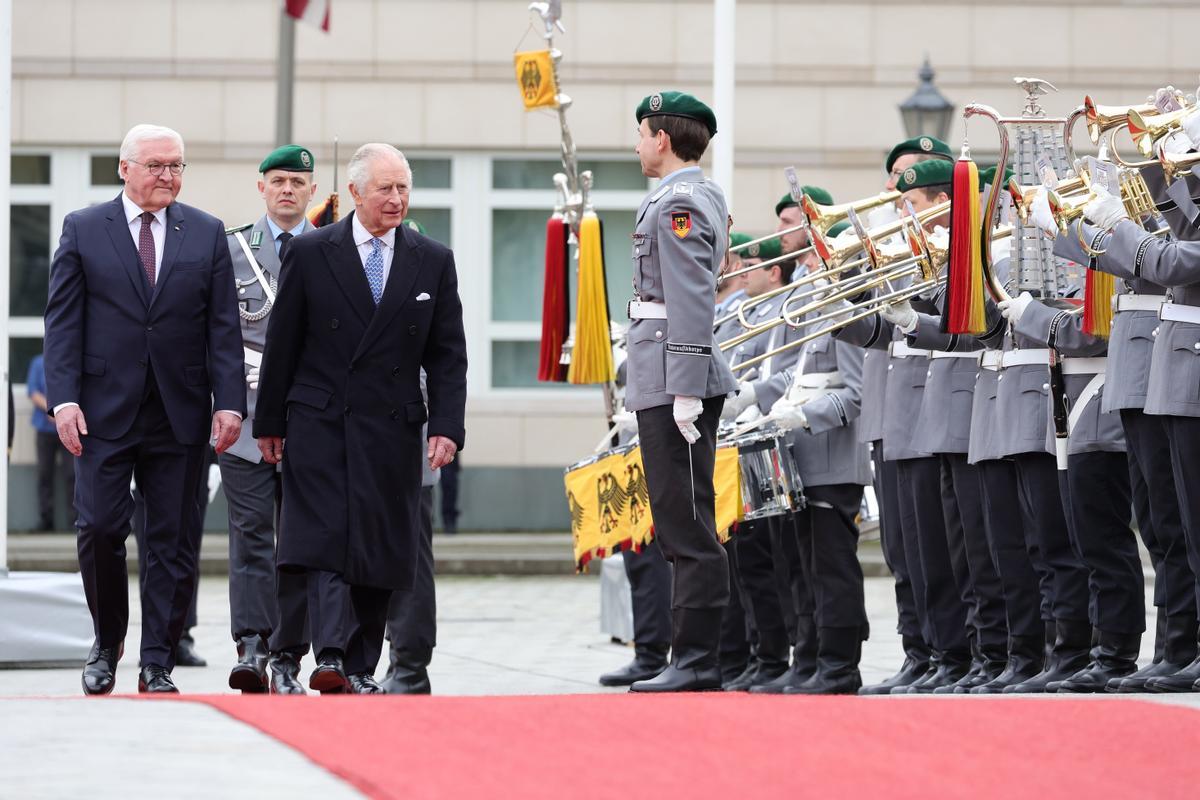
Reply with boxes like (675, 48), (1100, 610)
(225, 222), (253, 235)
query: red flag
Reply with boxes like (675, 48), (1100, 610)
(284, 0), (330, 31)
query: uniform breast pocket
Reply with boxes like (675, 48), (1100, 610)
(807, 335), (834, 371)
(629, 320), (667, 395)
(1167, 325), (1200, 403)
(237, 281), (268, 314)
(632, 236), (656, 293)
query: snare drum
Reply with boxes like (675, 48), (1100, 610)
(725, 428), (804, 520)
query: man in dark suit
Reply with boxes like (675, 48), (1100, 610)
(255, 142), (467, 695)
(43, 124), (246, 695)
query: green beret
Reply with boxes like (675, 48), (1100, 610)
(885, 136), (953, 174)
(402, 218), (427, 235)
(742, 237), (782, 263)
(895, 159), (954, 193)
(728, 232), (754, 250)
(636, 91), (717, 136)
(978, 165), (1015, 187)
(259, 144), (314, 174)
(775, 186), (833, 217)
(826, 221), (851, 239)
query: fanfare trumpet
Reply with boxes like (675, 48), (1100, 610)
(1159, 146), (1200, 185)
(1128, 105), (1198, 158)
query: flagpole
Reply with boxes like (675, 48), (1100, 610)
(712, 0), (735, 209)
(275, 6), (296, 146)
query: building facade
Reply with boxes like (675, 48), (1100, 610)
(8, 0), (1195, 529)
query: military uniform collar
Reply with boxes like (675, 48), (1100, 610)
(265, 215), (307, 245)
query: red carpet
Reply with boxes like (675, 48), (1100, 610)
(194, 694), (1200, 799)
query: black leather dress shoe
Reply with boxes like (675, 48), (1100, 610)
(309, 652), (350, 694)
(381, 665), (432, 695)
(138, 664), (179, 694)
(175, 635), (207, 668)
(599, 644), (669, 687)
(228, 634), (269, 694)
(269, 653), (307, 695)
(348, 673), (387, 694)
(82, 641), (123, 696)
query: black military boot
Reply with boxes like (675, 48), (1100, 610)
(1004, 619), (1092, 693)
(902, 649), (970, 694)
(971, 635), (1045, 694)
(949, 642), (1007, 694)
(783, 627), (863, 695)
(630, 608), (723, 693)
(1054, 630), (1141, 693)
(268, 652), (306, 695)
(228, 634), (269, 693)
(749, 617), (819, 694)
(599, 643), (669, 687)
(1145, 622), (1200, 693)
(859, 635), (931, 696)
(381, 648), (434, 695)
(1111, 612), (1195, 693)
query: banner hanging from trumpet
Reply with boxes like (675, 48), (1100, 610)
(566, 445), (742, 571)
(513, 49), (560, 110)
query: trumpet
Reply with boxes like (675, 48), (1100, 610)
(1043, 171), (1158, 231)
(1159, 146), (1200, 185)
(1084, 96), (1155, 145)
(1128, 106), (1197, 158)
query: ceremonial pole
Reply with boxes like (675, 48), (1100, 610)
(275, 6), (296, 146)
(712, 0), (736, 209)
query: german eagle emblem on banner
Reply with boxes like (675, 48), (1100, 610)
(513, 50), (559, 110)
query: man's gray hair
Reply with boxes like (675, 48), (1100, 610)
(119, 124), (185, 162)
(347, 143), (411, 192)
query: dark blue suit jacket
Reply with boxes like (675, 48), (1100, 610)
(43, 194), (246, 445)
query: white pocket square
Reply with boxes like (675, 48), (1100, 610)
(415, 292), (431, 301)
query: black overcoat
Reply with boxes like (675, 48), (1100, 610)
(254, 212), (467, 589)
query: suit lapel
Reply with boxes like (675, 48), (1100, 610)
(321, 213), (375, 326)
(103, 196), (150, 307)
(150, 203), (187, 308)
(354, 224), (424, 358)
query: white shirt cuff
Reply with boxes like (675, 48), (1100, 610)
(52, 402), (79, 414)
(216, 410), (243, 419)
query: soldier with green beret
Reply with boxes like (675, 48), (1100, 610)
(777, 186), (832, 274)
(885, 135), (954, 191)
(219, 143), (319, 695)
(895, 159), (953, 232)
(625, 90), (737, 693)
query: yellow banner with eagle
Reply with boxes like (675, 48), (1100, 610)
(513, 50), (559, 110)
(566, 445), (743, 571)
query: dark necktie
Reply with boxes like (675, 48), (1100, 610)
(277, 231), (293, 261)
(138, 211), (156, 287)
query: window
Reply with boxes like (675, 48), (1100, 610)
(12, 155), (50, 185)
(409, 158), (452, 190)
(90, 155), (122, 186)
(10, 205), (51, 317)
(11, 338), (44, 390)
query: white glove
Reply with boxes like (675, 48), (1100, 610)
(246, 366), (260, 391)
(673, 395), (703, 444)
(1082, 187), (1128, 230)
(769, 396), (809, 432)
(997, 291), (1035, 325)
(1030, 189), (1059, 237)
(1160, 130), (1194, 157)
(611, 407), (638, 435)
(1154, 86), (1184, 113)
(810, 275), (830, 301)
(1183, 110), (1200, 150)
(721, 381), (757, 420)
(207, 463), (222, 504)
(879, 299), (917, 334)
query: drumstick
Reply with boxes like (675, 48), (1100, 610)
(732, 414), (777, 438)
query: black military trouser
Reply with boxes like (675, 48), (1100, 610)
(384, 487), (437, 664)
(636, 397), (729, 610)
(1060, 450), (1144, 635)
(787, 483), (867, 631)
(733, 516), (791, 657)
(1010, 452), (1090, 624)
(976, 459), (1045, 638)
(941, 454), (1009, 650)
(1167, 416), (1200, 618)
(622, 538), (673, 647)
(720, 539), (751, 663)
(1124, 409), (1194, 623)
(874, 446), (921, 641)
(219, 451), (309, 655)
(897, 456), (968, 654)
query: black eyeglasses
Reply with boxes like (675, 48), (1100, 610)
(129, 160), (187, 177)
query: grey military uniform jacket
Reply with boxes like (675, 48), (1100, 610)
(1012, 300), (1126, 454)
(754, 301), (872, 487)
(226, 214), (314, 463)
(625, 167), (737, 411)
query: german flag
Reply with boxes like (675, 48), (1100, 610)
(307, 192), (338, 227)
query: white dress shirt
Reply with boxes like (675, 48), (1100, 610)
(351, 213), (395, 290)
(122, 192), (167, 281)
